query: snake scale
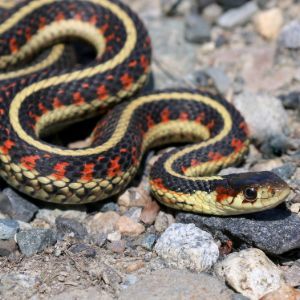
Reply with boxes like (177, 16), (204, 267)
(0, 0), (290, 215)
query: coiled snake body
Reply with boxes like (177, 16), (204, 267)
(0, 0), (290, 215)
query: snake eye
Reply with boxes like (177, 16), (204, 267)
(243, 187), (257, 202)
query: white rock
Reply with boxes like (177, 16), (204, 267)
(233, 92), (289, 143)
(155, 223), (219, 272)
(215, 248), (284, 300)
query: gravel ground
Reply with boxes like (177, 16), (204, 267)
(1, 0), (300, 299)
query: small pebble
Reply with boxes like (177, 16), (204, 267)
(253, 8), (283, 40)
(202, 3), (223, 24)
(278, 20), (300, 49)
(107, 240), (126, 253)
(16, 229), (57, 256)
(140, 201), (160, 225)
(184, 13), (211, 44)
(0, 219), (19, 240)
(217, 0), (249, 9)
(272, 163), (297, 181)
(154, 211), (175, 232)
(99, 201), (119, 213)
(89, 233), (107, 247)
(116, 216), (145, 236)
(155, 223), (219, 272)
(284, 261), (300, 287)
(215, 248), (284, 299)
(279, 91), (300, 110)
(68, 243), (96, 258)
(218, 1), (258, 28)
(125, 260), (145, 273)
(107, 231), (121, 242)
(0, 188), (38, 222)
(204, 67), (231, 94)
(134, 233), (157, 250)
(86, 211), (120, 235)
(55, 216), (88, 240)
(0, 239), (18, 256)
(118, 187), (151, 208)
(124, 207), (142, 223)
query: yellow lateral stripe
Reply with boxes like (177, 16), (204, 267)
(11, 92), (230, 157)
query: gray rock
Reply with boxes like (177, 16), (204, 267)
(52, 287), (113, 300)
(16, 229), (57, 256)
(160, 0), (186, 16)
(204, 67), (231, 94)
(217, 0), (249, 9)
(203, 4), (223, 24)
(99, 201), (119, 213)
(0, 219), (19, 240)
(278, 20), (300, 49)
(233, 92), (289, 143)
(68, 243), (96, 258)
(218, 1), (258, 28)
(185, 13), (211, 44)
(272, 163), (297, 181)
(0, 188), (38, 222)
(279, 92), (300, 110)
(0, 239), (18, 256)
(119, 269), (234, 300)
(134, 233), (157, 250)
(55, 216), (88, 240)
(124, 207), (142, 223)
(176, 209), (300, 255)
(284, 260), (300, 287)
(154, 223), (219, 271)
(89, 233), (107, 247)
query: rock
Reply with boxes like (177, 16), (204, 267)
(253, 8), (283, 40)
(217, 1), (258, 28)
(203, 4), (223, 24)
(176, 209), (300, 255)
(278, 20), (300, 49)
(118, 187), (151, 208)
(279, 91), (300, 110)
(35, 208), (87, 225)
(215, 248), (284, 299)
(160, 0), (188, 16)
(184, 13), (211, 44)
(260, 284), (300, 300)
(89, 233), (107, 247)
(16, 229), (57, 256)
(0, 219), (19, 240)
(233, 92), (289, 143)
(107, 240), (126, 253)
(272, 163), (297, 181)
(68, 243), (96, 258)
(134, 233), (157, 250)
(86, 211), (120, 235)
(100, 265), (122, 286)
(284, 261), (300, 287)
(0, 188), (38, 222)
(154, 211), (175, 232)
(195, 0), (215, 11)
(99, 201), (119, 213)
(0, 239), (18, 256)
(52, 287), (113, 300)
(55, 216), (88, 240)
(124, 207), (142, 223)
(260, 135), (295, 157)
(155, 223), (219, 271)
(107, 231), (121, 242)
(122, 274), (138, 288)
(119, 269), (235, 300)
(140, 200), (160, 225)
(217, 0), (249, 9)
(116, 216), (145, 236)
(204, 67), (231, 94)
(125, 261), (145, 273)
(251, 158), (283, 172)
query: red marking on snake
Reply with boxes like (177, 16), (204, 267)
(97, 156), (105, 161)
(106, 33), (115, 42)
(146, 114), (155, 128)
(151, 178), (167, 190)
(179, 112), (189, 121)
(208, 151), (224, 161)
(21, 155), (40, 170)
(181, 166), (187, 174)
(195, 112), (205, 123)
(120, 148), (128, 153)
(0, 109), (4, 116)
(38, 103), (48, 114)
(89, 15), (97, 25)
(216, 186), (237, 202)
(9, 38), (18, 53)
(28, 111), (40, 122)
(74, 13), (82, 20)
(160, 108), (170, 122)
(140, 55), (149, 71)
(0, 140), (15, 155)
(129, 60), (137, 68)
(25, 28), (31, 41)
(52, 162), (70, 180)
(39, 17), (46, 29)
(231, 138), (245, 153)
(53, 97), (63, 108)
(97, 85), (108, 100)
(191, 159), (200, 167)
(206, 120), (215, 130)
(120, 73), (133, 90)
(73, 92), (85, 105)
(55, 12), (65, 21)
(81, 163), (95, 181)
(239, 121), (249, 136)
(82, 83), (89, 88)
(107, 157), (122, 177)
(100, 23), (109, 33)
(106, 75), (114, 81)
(131, 147), (138, 165)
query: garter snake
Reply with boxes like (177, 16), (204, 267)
(0, 0), (290, 215)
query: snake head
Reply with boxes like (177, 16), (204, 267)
(219, 171), (291, 214)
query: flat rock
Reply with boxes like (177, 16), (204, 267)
(176, 209), (300, 255)
(16, 229), (57, 256)
(233, 92), (289, 143)
(155, 223), (219, 271)
(0, 219), (19, 240)
(0, 188), (38, 222)
(119, 269), (234, 300)
(215, 248), (284, 299)
(218, 1), (258, 28)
